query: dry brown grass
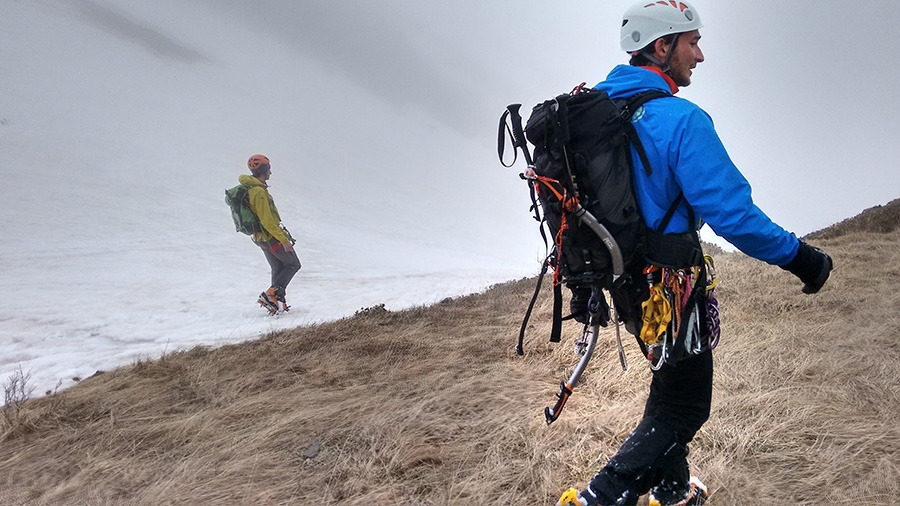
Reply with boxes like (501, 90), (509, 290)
(2, 208), (899, 505)
(807, 198), (900, 240)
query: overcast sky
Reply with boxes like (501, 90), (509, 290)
(205, 0), (900, 233)
(3, 0), (899, 260)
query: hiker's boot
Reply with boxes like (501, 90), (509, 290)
(648, 476), (708, 506)
(273, 286), (289, 312)
(258, 287), (279, 314)
(277, 294), (289, 312)
(556, 487), (600, 506)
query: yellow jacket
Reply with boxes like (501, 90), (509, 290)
(238, 174), (291, 246)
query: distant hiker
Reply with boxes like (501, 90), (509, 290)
(556, 2), (833, 506)
(239, 154), (301, 314)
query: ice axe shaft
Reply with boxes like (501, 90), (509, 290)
(572, 204), (625, 282)
(545, 321), (599, 425)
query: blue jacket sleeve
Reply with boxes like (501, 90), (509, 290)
(672, 107), (799, 265)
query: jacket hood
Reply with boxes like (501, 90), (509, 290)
(239, 174), (266, 187)
(594, 65), (672, 100)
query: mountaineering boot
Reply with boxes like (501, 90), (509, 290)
(258, 287), (279, 314)
(556, 487), (599, 506)
(648, 476), (708, 506)
(273, 285), (289, 312)
(276, 293), (289, 312)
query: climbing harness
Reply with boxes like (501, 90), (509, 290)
(638, 255), (720, 370)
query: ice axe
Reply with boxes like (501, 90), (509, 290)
(498, 103), (534, 168)
(544, 288), (605, 425)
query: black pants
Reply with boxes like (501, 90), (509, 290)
(261, 245), (301, 296)
(587, 348), (713, 505)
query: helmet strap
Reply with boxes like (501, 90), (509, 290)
(641, 52), (667, 72)
(662, 33), (681, 76)
(641, 33), (681, 74)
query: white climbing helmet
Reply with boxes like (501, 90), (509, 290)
(620, 1), (704, 52)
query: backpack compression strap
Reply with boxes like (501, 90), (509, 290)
(516, 172), (575, 353)
(516, 174), (554, 355)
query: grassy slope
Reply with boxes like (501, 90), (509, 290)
(2, 203), (899, 505)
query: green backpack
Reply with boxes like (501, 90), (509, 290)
(224, 184), (263, 235)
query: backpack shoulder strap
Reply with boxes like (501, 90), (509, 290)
(622, 89), (670, 116)
(620, 90), (670, 177)
(657, 192), (685, 233)
(617, 90), (695, 234)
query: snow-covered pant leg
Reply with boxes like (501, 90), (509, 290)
(586, 349), (713, 505)
(262, 247), (301, 294)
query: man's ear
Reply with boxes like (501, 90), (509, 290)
(653, 37), (670, 59)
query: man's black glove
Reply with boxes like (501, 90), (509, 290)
(781, 241), (833, 294)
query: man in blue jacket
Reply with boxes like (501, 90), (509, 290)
(558, 2), (832, 505)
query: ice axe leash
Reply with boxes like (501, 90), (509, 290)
(611, 302), (628, 372)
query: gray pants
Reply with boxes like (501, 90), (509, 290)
(261, 246), (301, 297)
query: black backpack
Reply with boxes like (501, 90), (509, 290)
(499, 85), (703, 353)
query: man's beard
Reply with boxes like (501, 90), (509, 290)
(668, 55), (693, 87)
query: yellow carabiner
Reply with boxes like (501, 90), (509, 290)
(640, 283), (672, 346)
(705, 254), (718, 291)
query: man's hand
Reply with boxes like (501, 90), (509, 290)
(781, 241), (833, 294)
(282, 241), (294, 252)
